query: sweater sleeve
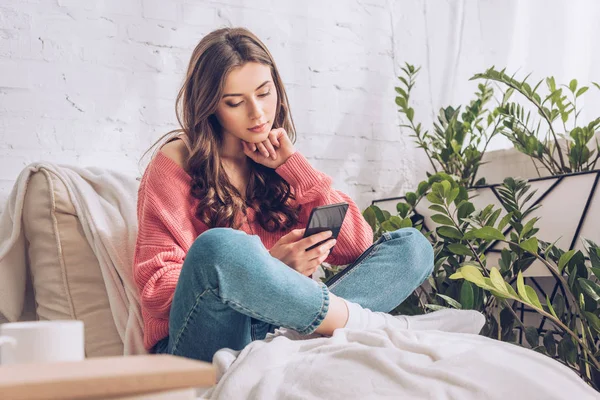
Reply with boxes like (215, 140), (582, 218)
(133, 156), (201, 320)
(275, 152), (373, 266)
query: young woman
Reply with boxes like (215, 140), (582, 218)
(133, 27), (434, 363)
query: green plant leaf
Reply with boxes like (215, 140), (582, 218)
(449, 271), (463, 280)
(437, 226), (463, 240)
(459, 265), (486, 287)
(381, 221), (396, 232)
(497, 212), (513, 231)
(558, 336), (577, 366)
(395, 86), (408, 98)
(426, 192), (444, 205)
(440, 180), (452, 196)
(558, 249), (576, 273)
(519, 237), (538, 254)
(473, 226), (505, 241)
(578, 278), (600, 302)
(569, 79), (578, 93)
(362, 207), (377, 231)
(417, 181), (429, 196)
(583, 311), (600, 333)
(525, 326), (539, 348)
(400, 217), (413, 228)
(457, 201), (475, 220)
(448, 243), (472, 256)
(396, 203), (411, 218)
(503, 281), (519, 298)
(448, 188), (460, 204)
(552, 294), (566, 319)
(516, 271), (529, 303)
(543, 331), (556, 356)
(460, 281), (474, 309)
(590, 267), (600, 280)
(545, 295), (558, 320)
(436, 294), (462, 309)
(489, 267), (508, 294)
(405, 192), (417, 206)
(431, 214), (455, 225)
(424, 304), (447, 312)
(525, 286), (543, 310)
(521, 217), (538, 238)
(429, 204), (447, 214)
(576, 86), (589, 97)
(389, 216), (403, 229)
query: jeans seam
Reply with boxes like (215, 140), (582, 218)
(328, 244), (382, 291)
(170, 287), (212, 355)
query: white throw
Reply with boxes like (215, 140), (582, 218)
(0, 162), (146, 355)
(205, 309), (598, 399)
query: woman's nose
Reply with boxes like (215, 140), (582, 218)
(248, 98), (264, 121)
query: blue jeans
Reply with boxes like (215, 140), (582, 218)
(153, 227), (433, 362)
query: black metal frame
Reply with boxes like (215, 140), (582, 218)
(372, 169), (600, 344)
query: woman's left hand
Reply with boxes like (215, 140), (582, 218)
(242, 128), (296, 169)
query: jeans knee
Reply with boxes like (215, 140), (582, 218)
(186, 228), (264, 282)
(387, 228), (434, 282)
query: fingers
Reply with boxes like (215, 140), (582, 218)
(269, 131), (281, 147)
(302, 258), (326, 277)
(245, 140), (277, 160)
(297, 230), (333, 251)
(306, 238), (336, 261)
(262, 140), (277, 159)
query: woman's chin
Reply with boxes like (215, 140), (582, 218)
(243, 132), (270, 143)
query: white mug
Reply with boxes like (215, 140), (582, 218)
(0, 320), (85, 365)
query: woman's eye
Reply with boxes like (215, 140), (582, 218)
(226, 91), (270, 108)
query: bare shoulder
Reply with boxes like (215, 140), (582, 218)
(159, 138), (190, 168)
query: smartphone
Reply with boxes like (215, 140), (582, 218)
(303, 202), (349, 251)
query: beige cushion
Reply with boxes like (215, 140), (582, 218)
(21, 168), (123, 357)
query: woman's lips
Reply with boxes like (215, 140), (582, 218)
(248, 122), (268, 133)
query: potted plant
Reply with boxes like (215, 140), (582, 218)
(467, 68), (600, 278)
(358, 64), (600, 390)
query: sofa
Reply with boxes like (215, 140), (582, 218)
(11, 166), (124, 357)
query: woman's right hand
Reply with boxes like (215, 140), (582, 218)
(269, 229), (337, 276)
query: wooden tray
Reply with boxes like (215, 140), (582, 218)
(0, 354), (216, 400)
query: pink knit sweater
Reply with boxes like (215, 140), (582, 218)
(133, 150), (373, 350)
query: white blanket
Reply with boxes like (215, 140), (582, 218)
(204, 310), (598, 399)
(0, 162), (146, 355)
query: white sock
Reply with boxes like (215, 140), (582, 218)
(343, 300), (485, 334)
(343, 299), (409, 330)
(395, 308), (485, 334)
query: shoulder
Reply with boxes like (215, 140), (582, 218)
(159, 138), (190, 169)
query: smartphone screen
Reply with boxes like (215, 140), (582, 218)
(303, 202), (349, 251)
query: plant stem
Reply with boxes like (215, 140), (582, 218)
(579, 319), (592, 384)
(444, 202), (489, 277)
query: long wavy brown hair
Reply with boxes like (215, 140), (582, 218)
(142, 27), (300, 231)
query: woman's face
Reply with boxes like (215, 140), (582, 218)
(214, 62), (278, 145)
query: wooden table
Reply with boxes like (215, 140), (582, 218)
(0, 354), (216, 399)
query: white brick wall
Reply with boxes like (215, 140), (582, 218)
(0, 0), (415, 210)
(2, 0), (599, 211)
